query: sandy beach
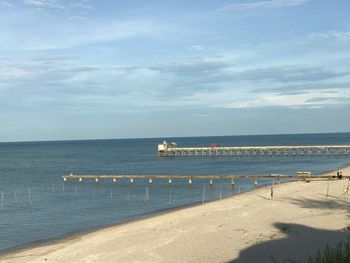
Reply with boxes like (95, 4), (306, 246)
(1, 166), (350, 263)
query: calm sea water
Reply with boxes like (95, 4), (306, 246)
(0, 133), (349, 252)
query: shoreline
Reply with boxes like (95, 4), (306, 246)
(0, 194), (241, 256)
(0, 179), (257, 256)
(1, 165), (350, 262)
(0, 173), (291, 256)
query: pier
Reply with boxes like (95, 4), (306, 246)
(157, 141), (350, 157)
(62, 172), (348, 184)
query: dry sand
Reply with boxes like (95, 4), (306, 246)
(1, 166), (350, 263)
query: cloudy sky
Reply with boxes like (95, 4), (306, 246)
(0, 0), (350, 141)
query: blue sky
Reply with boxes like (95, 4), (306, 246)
(0, 0), (350, 141)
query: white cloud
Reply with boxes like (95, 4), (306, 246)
(22, 0), (93, 18)
(0, 0), (16, 7)
(217, 0), (309, 11)
(192, 114), (208, 118)
(69, 15), (87, 20)
(222, 89), (350, 109)
(23, 0), (55, 7)
(187, 45), (206, 51)
(309, 31), (350, 42)
(0, 20), (166, 51)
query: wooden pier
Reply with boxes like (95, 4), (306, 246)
(157, 142), (350, 157)
(62, 172), (348, 184)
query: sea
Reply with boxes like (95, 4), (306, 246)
(0, 133), (349, 252)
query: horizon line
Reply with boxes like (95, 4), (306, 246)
(0, 131), (349, 144)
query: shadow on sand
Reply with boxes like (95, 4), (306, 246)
(230, 196), (350, 263)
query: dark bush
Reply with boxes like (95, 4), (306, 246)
(308, 238), (350, 263)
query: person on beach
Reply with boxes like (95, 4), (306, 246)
(337, 171), (343, 180)
(271, 185), (274, 199)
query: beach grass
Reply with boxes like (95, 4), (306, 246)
(308, 238), (350, 263)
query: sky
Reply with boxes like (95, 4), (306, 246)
(0, 0), (350, 142)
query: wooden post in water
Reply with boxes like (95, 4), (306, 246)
(168, 188), (172, 205)
(27, 187), (32, 206)
(145, 186), (150, 203)
(202, 185), (206, 205)
(0, 190), (3, 208)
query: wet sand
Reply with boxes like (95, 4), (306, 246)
(1, 166), (350, 263)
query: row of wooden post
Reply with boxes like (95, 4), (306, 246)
(64, 177), (269, 190)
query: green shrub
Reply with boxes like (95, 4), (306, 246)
(308, 238), (350, 263)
